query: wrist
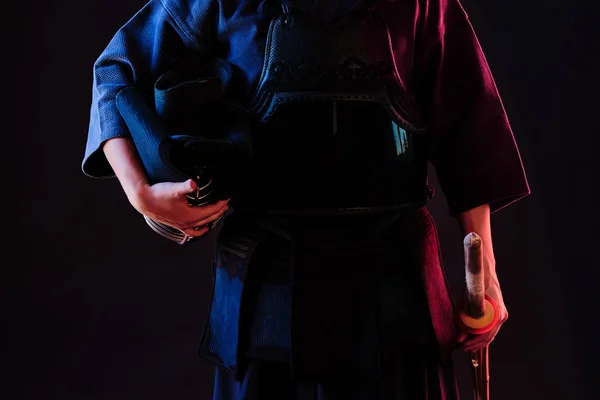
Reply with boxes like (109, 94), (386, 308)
(126, 180), (151, 212)
(103, 137), (151, 210)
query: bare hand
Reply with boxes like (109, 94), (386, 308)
(130, 179), (230, 238)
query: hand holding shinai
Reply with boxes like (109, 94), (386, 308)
(456, 233), (500, 400)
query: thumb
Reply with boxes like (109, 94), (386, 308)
(457, 331), (469, 343)
(173, 179), (196, 195)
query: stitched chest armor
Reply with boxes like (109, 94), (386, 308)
(251, 5), (421, 131)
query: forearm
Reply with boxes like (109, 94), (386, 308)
(457, 204), (498, 287)
(103, 137), (149, 206)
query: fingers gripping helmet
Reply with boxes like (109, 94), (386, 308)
(115, 58), (252, 244)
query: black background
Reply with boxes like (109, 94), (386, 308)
(4, 0), (598, 399)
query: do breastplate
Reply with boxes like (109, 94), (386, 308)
(235, 5), (430, 216)
(251, 4), (423, 131)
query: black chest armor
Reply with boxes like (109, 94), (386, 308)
(235, 4), (431, 215)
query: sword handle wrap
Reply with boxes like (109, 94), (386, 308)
(456, 232), (500, 335)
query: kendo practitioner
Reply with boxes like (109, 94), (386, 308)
(81, 0), (530, 398)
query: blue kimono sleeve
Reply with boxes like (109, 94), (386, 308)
(415, 0), (530, 216)
(82, 0), (217, 178)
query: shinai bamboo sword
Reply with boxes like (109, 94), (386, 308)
(456, 232), (500, 400)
